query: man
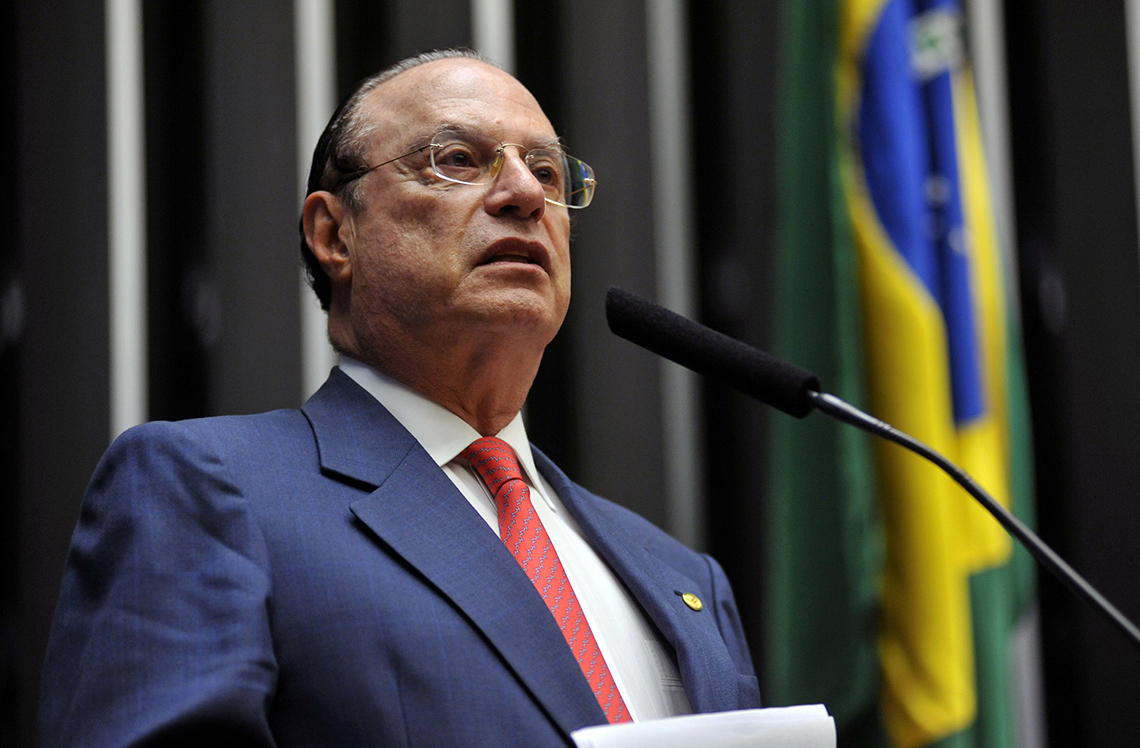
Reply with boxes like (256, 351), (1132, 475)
(40, 50), (760, 747)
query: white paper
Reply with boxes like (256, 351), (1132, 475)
(571, 705), (836, 748)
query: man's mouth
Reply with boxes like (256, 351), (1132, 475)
(478, 239), (550, 272)
(484, 253), (535, 264)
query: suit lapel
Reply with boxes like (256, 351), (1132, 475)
(532, 447), (744, 714)
(303, 371), (606, 736)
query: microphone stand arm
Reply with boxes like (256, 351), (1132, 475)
(808, 390), (1140, 653)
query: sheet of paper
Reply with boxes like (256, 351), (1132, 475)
(571, 705), (836, 748)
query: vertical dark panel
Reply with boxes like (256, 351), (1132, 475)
(336, 0), (392, 97)
(145, 1), (210, 422)
(336, 0), (471, 99)
(1043, 2), (1140, 743)
(1006, 0), (1140, 743)
(386, 0), (472, 61)
(514, 0), (565, 133)
(1, 1), (20, 744)
(202, 1), (301, 414)
(689, 0), (782, 684)
(560, 0), (666, 525)
(16, 2), (109, 744)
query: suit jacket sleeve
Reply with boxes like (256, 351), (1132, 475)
(39, 421), (278, 748)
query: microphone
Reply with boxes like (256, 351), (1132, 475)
(605, 285), (1140, 653)
(605, 286), (821, 418)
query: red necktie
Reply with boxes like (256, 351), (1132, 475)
(461, 437), (632, 724)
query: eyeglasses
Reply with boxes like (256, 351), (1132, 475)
(350, 130), (597, 209)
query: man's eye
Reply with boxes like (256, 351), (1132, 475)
(532, 166), (556, 185)
(439, 150), (471, 167)
(434, 145), (484, 175)
(528, 156), (563, 187)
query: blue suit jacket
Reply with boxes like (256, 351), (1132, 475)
(40, 369), (760, 747)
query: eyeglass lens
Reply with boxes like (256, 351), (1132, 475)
(428, 132), (595, 208)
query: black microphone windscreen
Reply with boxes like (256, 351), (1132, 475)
(605, 286), (821, 418)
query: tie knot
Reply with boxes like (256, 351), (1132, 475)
(460, 437), (524, 495)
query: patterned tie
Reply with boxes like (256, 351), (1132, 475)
(461, 437), (632, 724)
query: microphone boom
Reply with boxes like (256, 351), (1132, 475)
(605, 285), (1140, 653)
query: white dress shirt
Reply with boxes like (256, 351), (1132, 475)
(339, 358), (692, 722)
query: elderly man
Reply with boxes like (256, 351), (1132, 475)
(40, 50), (759, 747)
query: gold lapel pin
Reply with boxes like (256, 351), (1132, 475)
(675, 590), (703, 611)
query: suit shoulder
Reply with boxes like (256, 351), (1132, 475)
(119, 407), (309, 440)
(95, 410), (317, 499)
(109, 409), (312, 459)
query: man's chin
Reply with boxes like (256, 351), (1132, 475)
(465, 291), (566, 339)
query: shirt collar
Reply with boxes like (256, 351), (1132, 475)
(338, 357), (543, 483)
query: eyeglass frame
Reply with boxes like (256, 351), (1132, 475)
(341, 131), (597, 209)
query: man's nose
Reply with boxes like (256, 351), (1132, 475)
(483, 147), (547, 220)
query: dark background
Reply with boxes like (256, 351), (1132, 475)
(5, 1), (1139, 745)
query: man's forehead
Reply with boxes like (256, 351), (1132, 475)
(357, 59), (557, 147)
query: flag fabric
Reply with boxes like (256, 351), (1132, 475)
(769, 1), (1036, 747)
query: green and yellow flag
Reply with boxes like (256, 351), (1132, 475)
(769, 2), (1036, 747)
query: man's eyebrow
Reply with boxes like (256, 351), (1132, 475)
(430, 124), (566, 151)
(430, 123), (469, 137)
(531, 135), (565, 151)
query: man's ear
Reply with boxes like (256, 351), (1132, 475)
(303, 191), (354, 285)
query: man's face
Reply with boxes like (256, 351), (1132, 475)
(338, 59), (573, 364)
